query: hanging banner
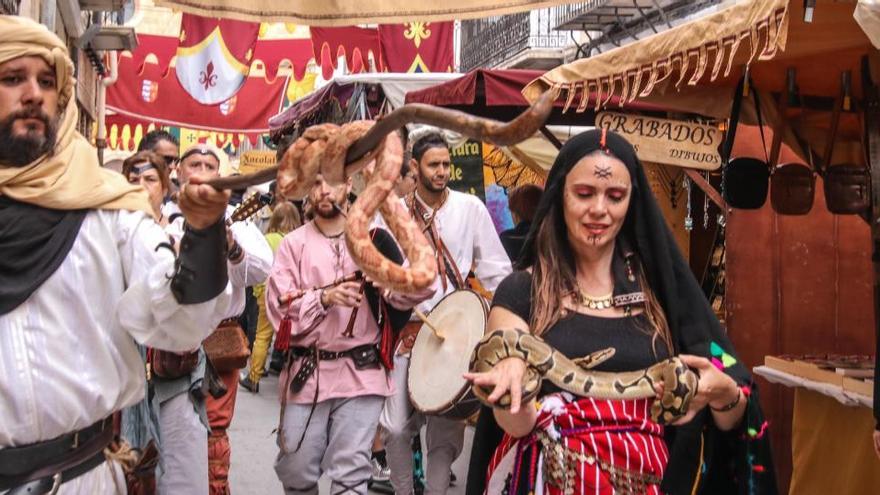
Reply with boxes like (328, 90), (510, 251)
(108, 54), (285, 138)
(239, 150), (277, 175)
(175, 14), (260, 105)
(596, 112), (722, 170)
(448, 139), (485, 202)
(310, 26), (383, 80)
(379, 22), (454, 73)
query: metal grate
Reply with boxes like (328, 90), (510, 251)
(559, 0), (725, 57)
(460, 8), (574, 71)
(0, 0), (20, 15)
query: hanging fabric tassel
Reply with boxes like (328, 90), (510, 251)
(274, 316), (292, 351)
(378, 301), (395, 370)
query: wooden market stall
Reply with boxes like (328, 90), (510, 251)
(522, 0), (880, 493)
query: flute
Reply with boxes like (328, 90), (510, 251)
(277, 271), (364, 307)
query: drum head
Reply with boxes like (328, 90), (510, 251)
(408, 290), (487, 415)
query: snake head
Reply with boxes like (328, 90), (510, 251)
(572, 347), (616, 370)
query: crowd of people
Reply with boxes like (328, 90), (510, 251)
(1, 15), (780, 495)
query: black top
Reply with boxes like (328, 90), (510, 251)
(492, 271), (669, 395)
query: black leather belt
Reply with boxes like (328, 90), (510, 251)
(290, 345), (374, 361)
(0, 417), (113, 494)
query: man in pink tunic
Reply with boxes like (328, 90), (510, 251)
(266, 175), (435, 494)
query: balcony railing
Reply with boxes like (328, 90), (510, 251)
(461, 8), (575, 71)
(552, 0), (610, 29)
(0, 0), (19, 15)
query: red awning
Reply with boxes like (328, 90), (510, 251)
(405, 69), (665, 125)
(405, 69), (543, 107)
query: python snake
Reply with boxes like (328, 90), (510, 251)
(469, 328), (699, 424)
(274, 93), (555, 293)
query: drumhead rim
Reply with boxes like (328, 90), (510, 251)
(407, 288), (487, 416)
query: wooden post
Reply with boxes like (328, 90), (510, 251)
(863, 57), (880, 426)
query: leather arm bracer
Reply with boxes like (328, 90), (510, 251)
(170, 218), (229, 304)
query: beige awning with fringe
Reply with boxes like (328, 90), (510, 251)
(153, 0), (585, 25)
(523, 0), (791, 113)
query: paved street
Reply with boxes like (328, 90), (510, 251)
(228, 374), (472, 494)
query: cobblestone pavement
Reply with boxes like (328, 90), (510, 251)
(228, 374), (471, 494)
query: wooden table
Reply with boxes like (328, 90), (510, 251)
(754, 366), (879, 495)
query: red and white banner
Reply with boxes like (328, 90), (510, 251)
(379, 22), (454, 73)
(108, 49), (286, 137)
(175, 14), (260, 105)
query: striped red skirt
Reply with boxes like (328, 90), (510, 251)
(484, 393), (668, 495)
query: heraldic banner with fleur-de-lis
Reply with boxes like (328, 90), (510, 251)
(175, 14), (260, 105)
(378, 21), (454, 73)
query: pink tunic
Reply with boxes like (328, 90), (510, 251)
(266, 221), (432, 404)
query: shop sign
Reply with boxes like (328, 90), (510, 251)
(596, 112), (722, 170)
(449, 139), (486, 202)
(239, 150), (277, 175)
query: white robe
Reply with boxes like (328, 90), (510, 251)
(0, 209), (235, 493)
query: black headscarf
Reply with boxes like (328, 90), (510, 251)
(467, 129), (778, 495)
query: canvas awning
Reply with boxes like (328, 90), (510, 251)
(523, 0), (874, 117)
(153, 0), (586, 25)
(523, 0), (875, 165)
(523, 0), (792, 114)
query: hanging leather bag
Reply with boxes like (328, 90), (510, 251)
(823, 70), (870, 214)
(769, 71), (815, 215)
(771, 164), (815, 215)
(722, 75), (771, 209)
(203, 318), (251, 372)
(825, 164), (870, 214)
(148, 348), (199, 380)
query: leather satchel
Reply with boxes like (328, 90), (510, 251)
(203, 320), (250, 372)
(824, 163), (870, 214)
(148, 348), (199, 380)
(770, 163), (815, 215)
(724, 157), (770, 209)
(721, 76), (772, 210)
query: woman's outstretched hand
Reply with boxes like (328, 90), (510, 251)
(655, 354), (742, 427)
(464, 357), (529, 414)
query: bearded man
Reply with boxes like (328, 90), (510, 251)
(0, 16), (233, 494)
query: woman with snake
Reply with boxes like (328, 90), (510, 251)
(464, 129), (777, 495)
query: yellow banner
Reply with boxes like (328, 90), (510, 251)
(239, 150), (277, 175)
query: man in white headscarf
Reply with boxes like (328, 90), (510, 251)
(0, 15), (234, 494)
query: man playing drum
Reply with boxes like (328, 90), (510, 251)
(266, 174), (434, 495)
(381, 132), (512, 494)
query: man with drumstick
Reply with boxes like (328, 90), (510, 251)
(381, 131), (512, 495)
(266, 174), (434, 494)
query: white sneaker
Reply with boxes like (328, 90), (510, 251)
(370, 458), (391, 482)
